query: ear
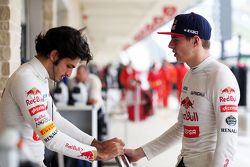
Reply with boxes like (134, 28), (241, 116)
(193, 36), (200, 47)
(49, 50), (59, 63)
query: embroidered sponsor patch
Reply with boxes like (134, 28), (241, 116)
(221, 128), (237, 133)
(181, 97), (194, 109)
(28, 104), (47, 116)
(225, 115), (237, 126)
(32, 131), (41, 141)
(39, 122), (56, 137)
(220, 105), (237, 112)
(44, 130), (58, 142)
(26, 87), (41, 96)
(224, 159), (229, 167)
(221, 87), (235, 94)
(183, 111), (198, 122)
(36, 117), (50, 127)
(78, 151), (95, 160)
(65, 143), (82, 152)
(184, 125), (199, 138)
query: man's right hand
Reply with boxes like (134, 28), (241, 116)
(91, 138), (124, 161)
(124, 147), (146, 162)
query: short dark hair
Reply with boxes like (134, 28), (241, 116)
(35, 26), (92, 63)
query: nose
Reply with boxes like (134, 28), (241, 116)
(66, 69), (73, 77)
(168, 40), (174, 49)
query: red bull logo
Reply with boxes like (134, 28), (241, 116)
(183, 111), (198, 122)
(221, 87), (235, 94)
(65, 143), (81, 152)
(26, 87), (41, 96)
(32, 131), (41, 141)
(181, 97), (194, 109)
(34, 114), (46, 122)
(78, 151), (94, 160)
(219, 96), (236, 103)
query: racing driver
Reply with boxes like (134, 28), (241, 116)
(125, 12), (240, 167)
(0, 26), (124, 166)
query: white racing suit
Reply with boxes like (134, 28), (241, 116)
(142, 57), (240, 167)
(0, 57), (97, 166)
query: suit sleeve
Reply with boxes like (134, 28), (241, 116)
(11, 74), (97, 162)
(142, 110), (183, 160)
(211, 67), (240, 167)
(52, 108), (95, 145)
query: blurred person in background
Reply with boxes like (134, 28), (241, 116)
(147, 62), (162, 108)
(119, 61), (154, 120)
(119, 61), (140, 91)
(68, 64), (108, 141)
(119, 61), (141, 106)
(125, 12), (240, 167)
(159, 59), (177, 108)
(117, 62), (126, 91)
(99, 63), (117, 92)
(69, 64), (103, 108)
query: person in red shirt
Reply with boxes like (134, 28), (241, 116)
(159, 60), (176, 108)
(119, 62), (146, 121)
(119, 61), (140, 90)
(147, 63), (162, 108)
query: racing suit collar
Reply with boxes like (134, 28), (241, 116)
(191, 56), (212, 73)
(29, 57), (50, 80)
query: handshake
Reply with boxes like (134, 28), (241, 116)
(91, 138), (145, 166)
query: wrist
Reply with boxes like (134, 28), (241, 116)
(91, 139), (103, 160)
(91, 139), (101, 147)
(136, 147), (146, 159)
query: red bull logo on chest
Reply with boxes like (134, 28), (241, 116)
(26, 87), (41, 96)
(221, 87), (235, 94)
(181, 97), (194, 109)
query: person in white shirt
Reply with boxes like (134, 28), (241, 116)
(69, 65), (103, 108)
(0, 26), (124, 167)
(69, 65), (108, 145)
(125, 12), (240, 167)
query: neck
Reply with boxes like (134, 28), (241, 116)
(36, 54), (54, 80)
(186, 49), (209, 68)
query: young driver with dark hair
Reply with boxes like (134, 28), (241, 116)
(0, 26), (124, 166)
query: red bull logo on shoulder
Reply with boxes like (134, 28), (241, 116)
(221, 87), (235, 94)
(181, 97), (194, 109)
(26, 87), (41, 96)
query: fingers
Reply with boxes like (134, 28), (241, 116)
(109, 137), (125, 146)
(109, 138), (124, 155)
(124, 147), (145, 162)
(96, 138), (125, 161)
